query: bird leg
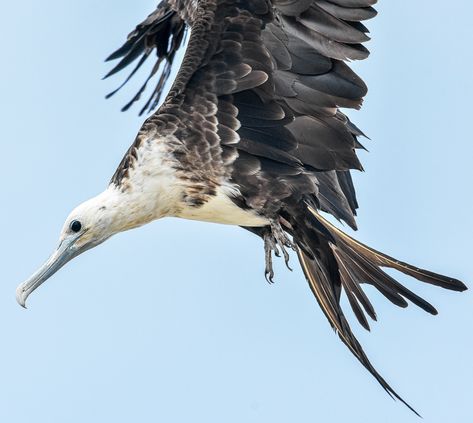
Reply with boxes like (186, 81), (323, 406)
(264, 233), (277, 283)
(263, 219), (296, 283)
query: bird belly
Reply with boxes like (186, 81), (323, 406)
(176, 186), (269, 227)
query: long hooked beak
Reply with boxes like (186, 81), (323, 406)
(16, 237), (80, 308)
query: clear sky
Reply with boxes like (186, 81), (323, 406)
(1, 1), (472, 422)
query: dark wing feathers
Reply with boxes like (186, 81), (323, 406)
(314, 1), (377, 21)
(106, 0), (466, 413)
(298, 5), (371, 44)
(105, 2), (186, 115)
(336, 169), (359, 213)
(105, 0), (387, 386)
(106, 0), (371, 203)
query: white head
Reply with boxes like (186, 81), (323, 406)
(15, 186), (153, 307)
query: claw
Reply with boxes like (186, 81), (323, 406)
(262, 219), (295, 282)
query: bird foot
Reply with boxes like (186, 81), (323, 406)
(263, 220), (295, 283)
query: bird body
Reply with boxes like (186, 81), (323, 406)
(74, 142), (269, 235)
(16, 0), (467, 415)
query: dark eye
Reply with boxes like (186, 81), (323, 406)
(70, 220), (82, 233)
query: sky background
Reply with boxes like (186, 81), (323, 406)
(1, 1), (472, 422)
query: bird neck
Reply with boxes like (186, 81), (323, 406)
(105, 151), (183, 234)
(99, 181), (179, 235)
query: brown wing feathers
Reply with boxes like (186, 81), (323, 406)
(105, 0), (369, 227)
(106, 0), (467, 414)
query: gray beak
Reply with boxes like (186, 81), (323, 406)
(16, 238), (79, 308)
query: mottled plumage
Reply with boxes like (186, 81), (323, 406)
(17, 0), (467, 416)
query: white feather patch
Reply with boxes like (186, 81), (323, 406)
(176, 184), (269, 226)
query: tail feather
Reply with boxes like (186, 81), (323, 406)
(335, 239), (438, 315)
(308, 204), (467, 292)
(291, 204), (467, 415)
(297, 248), (421, 416)
(333, 246), (376, 330)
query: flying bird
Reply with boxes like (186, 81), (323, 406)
(16, 0), (467, 415)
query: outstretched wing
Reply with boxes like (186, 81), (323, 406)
(107, 0), (375, 228)
(106, 0), (427, 409)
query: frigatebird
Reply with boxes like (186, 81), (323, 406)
(16, 0), (467, 415)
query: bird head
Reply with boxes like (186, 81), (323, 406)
(15, 187), (132, 308)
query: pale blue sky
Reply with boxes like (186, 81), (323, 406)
(1, 1), (472, 422)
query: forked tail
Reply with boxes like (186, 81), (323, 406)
(292, 203), (467, 415)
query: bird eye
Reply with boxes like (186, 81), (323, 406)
(70, 220), (82, 233)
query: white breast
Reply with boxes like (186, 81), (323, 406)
(125, 135), (268, 227)
(176, 185), (269, 227)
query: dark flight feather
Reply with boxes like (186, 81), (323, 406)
(104, 3), (186, 115)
